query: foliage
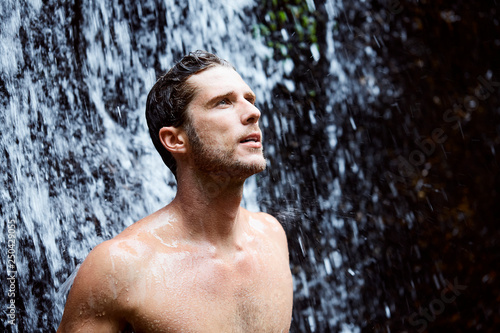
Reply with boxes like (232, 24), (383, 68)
(253, 0), (320, 60)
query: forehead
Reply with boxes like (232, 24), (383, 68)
(187, 66), (253, 101)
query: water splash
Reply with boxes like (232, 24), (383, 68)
(0, 0), (384, 332)
(0, 0), (292, 330)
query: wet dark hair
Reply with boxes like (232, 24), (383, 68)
(145, 50), (234, 178)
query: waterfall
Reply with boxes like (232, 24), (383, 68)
(0, 0), (383, 332)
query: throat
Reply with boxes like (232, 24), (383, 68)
(172, 193), (245, 247)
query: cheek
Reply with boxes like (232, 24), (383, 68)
(198, 127), (229, 146)
(208, 123), (234, 141)
(195, 116), (238, 146)
(220, 131), (233, 142)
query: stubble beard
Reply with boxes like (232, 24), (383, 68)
(186, 124), (267, 180)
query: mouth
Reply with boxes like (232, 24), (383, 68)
(239, 132), (262, 148)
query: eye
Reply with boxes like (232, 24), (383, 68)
(245, 94), (256, 105)
(217, 98), (231, 106)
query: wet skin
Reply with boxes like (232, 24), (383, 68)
(57, 66), (293, 332)
(57, 207), (293, 332)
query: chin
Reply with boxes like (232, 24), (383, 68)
(230, 157), (267, 178)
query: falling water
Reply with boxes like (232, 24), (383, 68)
(1, 0), (394, 332)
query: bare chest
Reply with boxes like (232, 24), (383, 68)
(128, 251), (293, 333)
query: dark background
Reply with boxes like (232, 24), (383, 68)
(256, 0), (499, 332)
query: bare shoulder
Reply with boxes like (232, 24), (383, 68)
(77, 235), (154, 286)
(243, 208), (288, 247)
(58, 234), (153, 332)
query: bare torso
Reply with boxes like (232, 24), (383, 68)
(57, 207), (293, 333)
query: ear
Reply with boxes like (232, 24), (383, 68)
(159, 126), (187, 154)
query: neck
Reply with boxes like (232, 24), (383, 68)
(171, 168), (247, 248)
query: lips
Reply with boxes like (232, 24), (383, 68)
(239, 132), (262, 148)
(240, 133), (260, 143)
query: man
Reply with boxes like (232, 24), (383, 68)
(57, 51), (293, 332)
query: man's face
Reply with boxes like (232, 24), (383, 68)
(184, 66), (266, 178)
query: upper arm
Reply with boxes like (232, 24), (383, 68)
(256, 212), (294, 315)
(57, 241), (132, 333)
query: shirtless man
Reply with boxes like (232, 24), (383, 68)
(57, 51), (293, 332)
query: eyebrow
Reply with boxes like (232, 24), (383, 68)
(204, 90), (256, 108)
(205, 91), (234, 108)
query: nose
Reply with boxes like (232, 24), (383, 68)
(241, 101), (261, 125)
